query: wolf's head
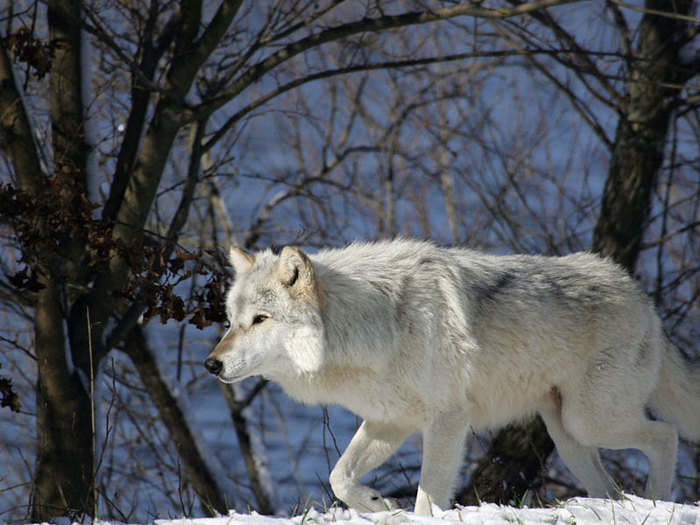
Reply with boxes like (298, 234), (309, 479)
(204, 246), (325, 383)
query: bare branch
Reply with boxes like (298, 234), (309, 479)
(0, 43), (44, 189)
(198, 0), (587, 116)
(610, 0), (700, 23)
(202, 48), (552, 150)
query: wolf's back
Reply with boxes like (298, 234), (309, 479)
(649, 340), (700, 441)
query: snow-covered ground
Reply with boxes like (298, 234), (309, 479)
(34, 496), (695, 525)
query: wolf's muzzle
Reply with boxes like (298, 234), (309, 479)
(204, 357), (223, 376)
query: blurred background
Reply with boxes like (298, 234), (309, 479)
(1, 0), (698, 521)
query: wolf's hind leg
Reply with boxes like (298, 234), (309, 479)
(573, 417), (677, 501)
(538, 392), (616, 498)
(563, 362), (679, 501)
(329, 421), (410, 512)
(414, 411), (470, 515)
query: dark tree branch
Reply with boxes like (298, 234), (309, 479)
(125, 325), (231, 516)
(0, 42), (44, 189)
(196, 0), (586, 117)
(593, 0), (694, 272)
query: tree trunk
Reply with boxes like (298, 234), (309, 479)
(591, 0), (693, 272)
(48, 0), (87, 188)
(0, 45), (44, 186)
(32, 279), (94, 521)
(459, 0), (693, 505)
(31, 1), (97, 519)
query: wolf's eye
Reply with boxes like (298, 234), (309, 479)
(224, 320), (231, 329)
(252, 314), (268, 326)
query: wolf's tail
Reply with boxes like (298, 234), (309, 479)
(648, 339), (700, 441)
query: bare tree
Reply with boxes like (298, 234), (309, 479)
(1, 0), (596, 520)
(1, 0), (698, 521)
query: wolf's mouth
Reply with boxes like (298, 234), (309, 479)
(218, 359), (262, 383)
(217, 374), (244, 384)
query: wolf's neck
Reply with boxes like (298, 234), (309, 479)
(312, 263), (400, 371)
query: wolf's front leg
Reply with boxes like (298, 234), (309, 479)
(414, 412), (470, 515)
(329, 420), (411, 512)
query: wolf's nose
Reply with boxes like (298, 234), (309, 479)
(204, 358), (223, 376)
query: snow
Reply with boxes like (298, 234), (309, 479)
(159, 497), (700, 525)
(153, 496), (700, 525)
(22, 496), (699, 525)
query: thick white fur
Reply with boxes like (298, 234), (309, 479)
(207, 239), (700, 513)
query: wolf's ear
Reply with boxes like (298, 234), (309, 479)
(276, 246), (314, 291)
(229, 246), (255, 274)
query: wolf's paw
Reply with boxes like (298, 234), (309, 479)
(367, 494), (400, 511)
(342, 486), (398, 512)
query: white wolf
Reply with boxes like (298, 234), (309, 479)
(205, 238), (700, 514)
